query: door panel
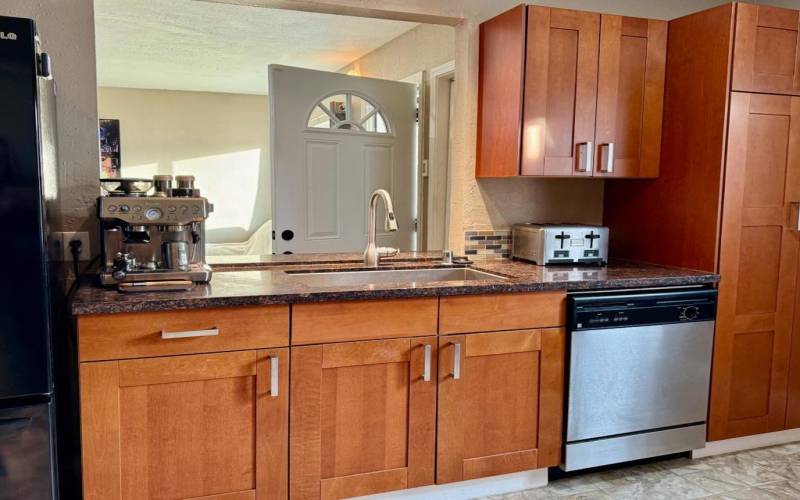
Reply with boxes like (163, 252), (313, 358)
(476, 5), (526, 177)
(290, 338), (436, 500)
(80, 349), (288, 500)
(709, 93), (800, 440)
(0, 403), (54, 500)
(523, 7), (600, 176)
(733, 4), (800, 95)
(436, 329), (565, 484)
(595, 16), (666, 177)
(270, 65), (417, 253)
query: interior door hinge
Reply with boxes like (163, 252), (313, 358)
(413, 218), (419, 232)
(421, 159), (429, 177)
(415, 108), (419, 123)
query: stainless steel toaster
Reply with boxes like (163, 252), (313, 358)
(512, 223), (609, 265)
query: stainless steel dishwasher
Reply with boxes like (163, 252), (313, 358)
(562, 287), (717, 471)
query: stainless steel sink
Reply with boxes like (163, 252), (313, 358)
(285, 267), (508, 287)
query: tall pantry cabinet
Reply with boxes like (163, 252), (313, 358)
(604, 2), (800, 441)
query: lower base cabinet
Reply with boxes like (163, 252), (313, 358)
(436, 328), (565, 483)
(289, 329), (566, 499)
(80, 349), (289, 500)
(289, 337), (438, 500)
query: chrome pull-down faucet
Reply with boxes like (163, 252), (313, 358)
(364, 189), (399, 267)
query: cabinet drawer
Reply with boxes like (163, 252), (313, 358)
(291, 298), (438, 345)
(77, 305), (289, 361)
(439, 292), (565, 334)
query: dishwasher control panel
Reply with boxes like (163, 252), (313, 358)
(570, 288), (718, 330)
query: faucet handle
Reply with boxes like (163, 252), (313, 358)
(377, 246), (399, 258)
(442, 250), (453, 265)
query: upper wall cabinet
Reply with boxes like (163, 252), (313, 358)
(476, 5), (667, 178)
(733, 4), (800, 96)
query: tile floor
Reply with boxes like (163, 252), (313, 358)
(481, 442), (800, 500)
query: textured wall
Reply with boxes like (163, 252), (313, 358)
(97, 87), (271, 243)
(339, 23), (455, 81)
(1, 0), (100, 237)
(5, 0), (800, 254)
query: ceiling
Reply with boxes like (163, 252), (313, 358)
(94, 0), (419, 95)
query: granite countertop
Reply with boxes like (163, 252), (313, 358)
(70, 253), (719, 315)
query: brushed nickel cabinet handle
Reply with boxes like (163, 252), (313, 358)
(599, 142), (615, 174)
(160, 327), (219, 340)
(423, 344), (432, 382)
(576, 141), (594, 173)
(270, 356), (279, 397)
(792, 203), (800, 231)
(452, 342), (462, 380)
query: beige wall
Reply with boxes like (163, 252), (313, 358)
(339, 23), (455, 82)
(1, 0), (99, 236)
(97, 87), (270, 243)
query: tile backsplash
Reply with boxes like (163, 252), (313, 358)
(464, 230), (511, 260)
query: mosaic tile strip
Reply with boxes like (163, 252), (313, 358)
(464, 229), (511, 260)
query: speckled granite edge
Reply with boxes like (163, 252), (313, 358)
(71, 256), (719, 316)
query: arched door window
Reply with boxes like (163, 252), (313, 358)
(307, 92), (390, 134)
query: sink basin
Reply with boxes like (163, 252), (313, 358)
(285, 267), (508, 287)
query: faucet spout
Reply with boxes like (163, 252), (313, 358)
(364, 189), (399, 267)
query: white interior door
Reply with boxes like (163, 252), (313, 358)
(269, 65), (417, 254)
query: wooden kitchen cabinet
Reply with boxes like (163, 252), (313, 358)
(476, 5), (666, 178)
(732, 3), (800, 96)
(80, 348), (289, 500)
(709, 93), (800, 440)
(521, 6), (599, 177)
(436, 328), (565, 483)
(594, 15), (666, 178)
(289, 337), (437, 500)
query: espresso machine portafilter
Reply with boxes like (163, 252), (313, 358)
(97, 175), (213, 291)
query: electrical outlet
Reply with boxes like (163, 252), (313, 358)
(60, 231), (91, 261)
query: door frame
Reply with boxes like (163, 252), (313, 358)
(427, 60), (456, 250)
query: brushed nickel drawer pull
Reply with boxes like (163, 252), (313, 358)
(452, 342), (462, 380)
(160, 328), (219, 340)
(423, 344), (432, 382)
(270, 356), (279, 397)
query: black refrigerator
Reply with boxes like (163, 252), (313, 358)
(0, 15), (58, 500)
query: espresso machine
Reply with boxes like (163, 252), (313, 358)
(97, 175), (213, 291)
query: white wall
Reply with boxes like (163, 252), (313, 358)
(97, 87), (271, 243)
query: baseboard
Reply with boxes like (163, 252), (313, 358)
(355, 469), (549, 500)
(692, 428), (800, 459)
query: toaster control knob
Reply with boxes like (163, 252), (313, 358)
(145, 207), (163, 221)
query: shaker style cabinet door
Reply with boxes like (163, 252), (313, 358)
(436, 328), (565, 484)
(732, 3), (800, 96)
(522, 7), (600, 177)
(595, 16), (667, 178)
(475, 5), (527, 177)
(80, 349), (289, 500)
(709, 93), (800, 440)
(289, 337), (437, 500)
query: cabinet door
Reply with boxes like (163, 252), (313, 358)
(436, 328), (565, 483)
(709, 93), (800, 440)
(476, 5), (527, 177)
(522, 7), (599, 176)
(290, 337), (436, 500)
(595, 16), (666, 178)
(80, 349), (289, 500)
(733, 3), (800, 96)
